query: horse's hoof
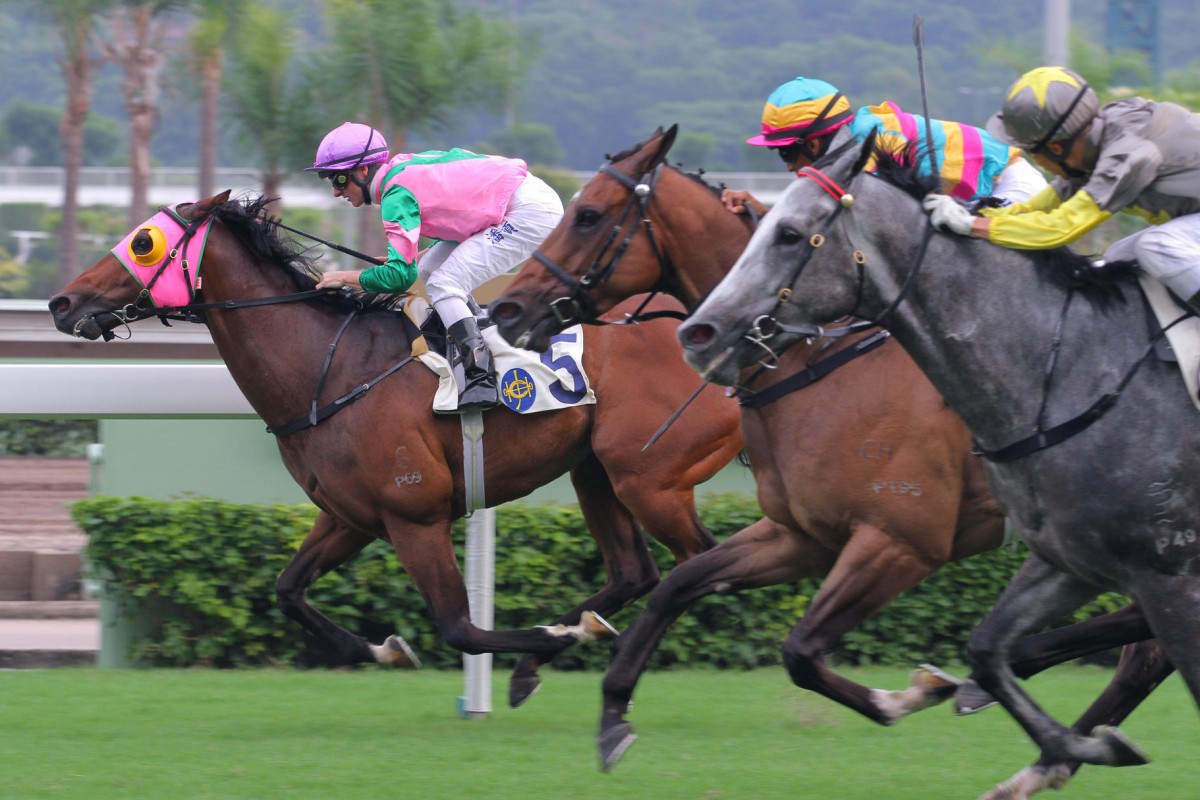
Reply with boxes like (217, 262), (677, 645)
(508, 675), (542, 708)
(598, 721), (637, 772)
(579, 610), (619, 642)
(1091, 725), (1150, 767)
(374, 634), (422, 669)
(913, 663), (961, 703)
(955, 678), (998, 715)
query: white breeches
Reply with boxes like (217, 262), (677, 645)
(1104, 214), (1200, 300)
(421, 174), (564, 307)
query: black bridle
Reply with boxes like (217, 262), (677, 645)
(78, 205), (421, 437)
(529, 162), (687, 327)
(736, 164), (935, 369)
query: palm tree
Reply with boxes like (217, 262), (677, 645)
(318, 0), (524, 249)
(8, 0), (115, 290)
(222, 3), (327, 218)
(186, 0), (240, 198)
(95, 0), (191, 229)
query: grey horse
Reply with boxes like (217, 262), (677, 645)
(676, 131), (1200, 787)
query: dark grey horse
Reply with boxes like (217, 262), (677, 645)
(676, 132), (1200, 785)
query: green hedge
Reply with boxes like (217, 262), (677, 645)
(74, 494), (1127, 670)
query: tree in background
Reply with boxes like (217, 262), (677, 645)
(186, 0), (241, 199)
(5, 0), (116, 291)
(222, 3), (322, 217)
(2, 102), (122, 166)
(483, 122), (563, 167)
(96, 0), (190, 229)
(317, 0), (523, 250)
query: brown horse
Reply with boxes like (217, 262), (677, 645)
(490, 127), (1163, 785)
(48, 192), (743, 706)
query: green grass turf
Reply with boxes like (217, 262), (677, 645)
(0, 665), (1193, 799)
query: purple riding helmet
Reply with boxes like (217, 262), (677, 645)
(306, 122), (390, 202)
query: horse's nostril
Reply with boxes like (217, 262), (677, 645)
(48, 296), (69, 316)
(683, 324), (714, 347)
(491, 301), (520, 322)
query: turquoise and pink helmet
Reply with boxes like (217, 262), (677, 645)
(747, 77), (854, 147)
(306, 122), (390, 173)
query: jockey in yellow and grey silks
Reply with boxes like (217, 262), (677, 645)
(923, 66), (1200, 316)
(306, 122), (564, 411)
(724, 76), (1046, 218)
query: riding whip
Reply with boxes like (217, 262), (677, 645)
(271, 218), (385, 265)
(641, 382), (708, 451)
(912, 15), (941, 182)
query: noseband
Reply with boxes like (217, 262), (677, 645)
(530, 162), (683, 326)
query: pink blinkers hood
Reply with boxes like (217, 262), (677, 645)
(110, 204), (214, 308)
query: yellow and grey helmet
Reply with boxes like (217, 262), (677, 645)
(985, 66), (1099, 152)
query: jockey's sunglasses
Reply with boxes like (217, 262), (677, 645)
(328, 172), (351, 189)
(771, 142), (807, 166)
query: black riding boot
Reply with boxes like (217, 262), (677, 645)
(448, 318), (500, 411)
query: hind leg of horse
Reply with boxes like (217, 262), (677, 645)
(276, 511), (416, 666)
(978, 639), (1173, 800)
(1126, 571), (1200, 707)
(509, 454), (661, 708)
(779, 524), (954, 725)
(968, 554), (1147, 767)
(954, 603), (1153, 714)
(598, 517), (837, 770)
(387, 515), (611, 659)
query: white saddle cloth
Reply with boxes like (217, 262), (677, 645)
(1139, 274), (1200, 411)
(416, 325), (596, 415)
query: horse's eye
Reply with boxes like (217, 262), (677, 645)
(775, 225), (803, 246)
(131, 231), (154, 255)
(574, 208), (602, 229)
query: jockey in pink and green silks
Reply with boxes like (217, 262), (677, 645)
(305, 122), (563, 411)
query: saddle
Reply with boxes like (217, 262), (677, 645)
(1138, 274), (1200, 408)
(400, 296), (596, 415)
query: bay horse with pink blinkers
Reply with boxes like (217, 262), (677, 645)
(490, 127), (1165, 786)
(48, 191), (744, 707)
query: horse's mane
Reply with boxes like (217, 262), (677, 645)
(210, 195), (401, 313)
(860, 141), (1139, 307)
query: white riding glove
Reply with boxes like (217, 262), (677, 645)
(922, 193), (976, 236)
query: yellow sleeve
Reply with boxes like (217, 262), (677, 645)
(981, 183), (1062, 217)
(983, 189), (1113, 250)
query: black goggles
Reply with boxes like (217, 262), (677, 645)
(772, 142), (807, 165)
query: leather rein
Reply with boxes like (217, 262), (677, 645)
(768, 165), (1173, 463)
(84, 205), (420, 437)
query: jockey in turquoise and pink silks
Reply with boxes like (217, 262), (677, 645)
(305, 122), (563, 412)
(722, 76), (1047, 218)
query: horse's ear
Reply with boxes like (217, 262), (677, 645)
(850, 128), (878, 177)
(648, 124), (678, 168)
(186, 190), (232, 220)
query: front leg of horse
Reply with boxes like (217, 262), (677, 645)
(599, 519), (825, 771)
(952, 603), (1153, 715)
(509, 605), (628, 709)
(393, 521), (617, 663)
(510, 460), (659, 708)
(976, 638), (1172, 800)
(782, 531), (958, 725)
(969, 557), (1149, 768)
(276, 512), (420, 668)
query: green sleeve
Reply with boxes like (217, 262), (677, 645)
(359, 250), (418, 294)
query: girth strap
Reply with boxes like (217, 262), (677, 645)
(461, 410), (487, 516)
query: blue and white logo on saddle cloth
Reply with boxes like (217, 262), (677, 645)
(417, 325), (596, 414)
